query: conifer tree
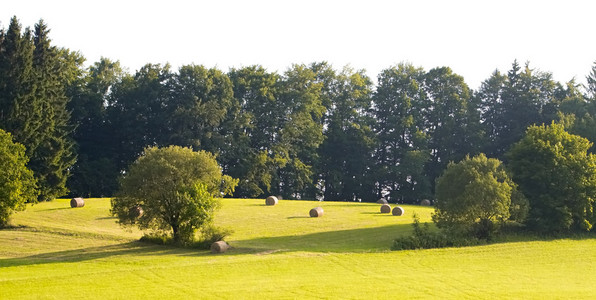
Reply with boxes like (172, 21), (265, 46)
(0, 17), (77, 201)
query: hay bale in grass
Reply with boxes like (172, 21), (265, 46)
(377, 199), (388, 204)
(129, 206), (144, 218)
(70, 197), (85, 208)
(380, 204), (391, 213)
(309, 207), (324, 218)
(265, 196), (278, 206)
(210, 241), (229, 253)
(392, 206), (405, 216)
(420, 199), (431, 206)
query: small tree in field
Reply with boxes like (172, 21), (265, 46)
(433, 154), (519, 239)
(111, 146), (238, 245)
(0, 129), (38, 227)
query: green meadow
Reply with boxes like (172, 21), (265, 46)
(1, 198), (596, 299)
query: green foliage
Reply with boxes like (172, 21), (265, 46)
(0, 129), (37, 227)
(272, 64), (325, 199)
(373, 63), (431, 202)
(317, 64), (377, 201)
(433, 154), (520, 239)
(111, 146), (237, 245)
(139, 224), (232, 249)
(67, 58), (124, 197)
(225, 66), (281, 198)
(478, 61), (559, 159)
(192, 224), (234, 249)
(423, 67), (482, 188)
(392, 213), (483, 250)
(0, 17), (76, 201)
(507, 122), (596, 232)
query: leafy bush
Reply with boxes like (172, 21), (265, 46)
(192, 224), (234, 249)
(0, 129), (38, 228)
(392, 213), (483, 250)
(433, 154), (521, 240)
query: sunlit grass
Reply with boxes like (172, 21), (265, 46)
(1, 198), (596, 299)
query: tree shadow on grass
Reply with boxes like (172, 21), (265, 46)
(229, 223), (415, 253)
(39, 207), (70, 212)
(0, 241), (218, 268)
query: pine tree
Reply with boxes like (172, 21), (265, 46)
(0, 17), (77, 201)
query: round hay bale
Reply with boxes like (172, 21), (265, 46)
(309, 207), (324, 218)
(129, 206), (144, 218)
(70, 197), (85, 208)
(265, 196), (278, 206)
(380, 204), (391, 213)
(376, 199), (388, 204)
(210, 241), (229, 253)
(392, 206), (405, 216)
(420, 199), (431, 206)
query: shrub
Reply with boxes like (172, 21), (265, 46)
(0, 129), (38, 228)
(193, 224), (234, 249)
(392, 213), (483, 250)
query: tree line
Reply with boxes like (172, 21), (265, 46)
(2, 17), (596, 204)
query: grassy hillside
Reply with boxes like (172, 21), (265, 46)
(1, 198), (596, 299)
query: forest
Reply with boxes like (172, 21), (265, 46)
(2, 17), (596, 203)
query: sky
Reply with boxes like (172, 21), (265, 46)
(2, 0), (595, 89)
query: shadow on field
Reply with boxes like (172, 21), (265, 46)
(360, 212), (395, 216)
(0, 241), (211, 268)
(39, 207), (70, 212)
(230, 223), (413, 253)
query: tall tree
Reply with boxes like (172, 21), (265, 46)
(67, 58), (124, 197)
(316, 63), (377, 202)
(167, 64), (235, 154)
(226, 65), (281, 198)
(479, 61), (558, 159)
(422, 66), (480, 189)
(0, 17), (37, 145)
(107, 63), (174, 171)
(29, 20), (77, 200)
(373, 63), (430, 203)
(0, 17), (77, 201)
(272, 64), (325, 199)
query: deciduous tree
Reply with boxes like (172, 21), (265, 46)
(507, 123), (596, 232)
(433, 154), (519, 239)
(111, 146), (237, 245)
(0, 129), (37, 227)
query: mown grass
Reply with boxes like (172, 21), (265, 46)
(1, 198), (596, 299)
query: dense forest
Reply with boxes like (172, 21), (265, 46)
(2, 17), (596, 203)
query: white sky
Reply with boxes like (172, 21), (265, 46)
(2, 0), (595, 89)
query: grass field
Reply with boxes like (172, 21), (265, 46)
(1, 198), (596, 299)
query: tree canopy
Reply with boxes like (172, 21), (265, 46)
(4, 16), (596, 232)
(0, 129), (37, 227)
(507, 122), (596, 232)
(433, 154), (519, 239)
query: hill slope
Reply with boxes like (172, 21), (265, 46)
(1, 198), (595, 299)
